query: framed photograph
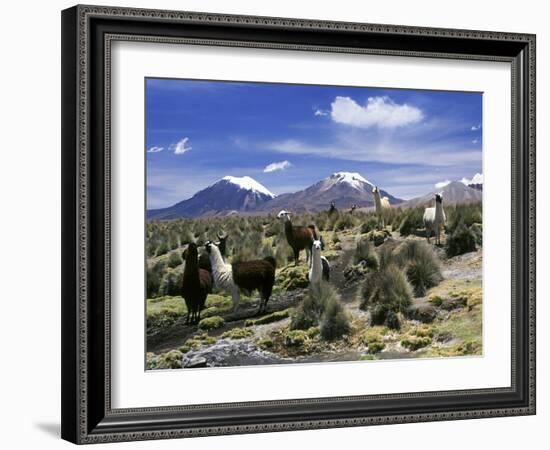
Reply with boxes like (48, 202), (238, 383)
(61, 5), (536, 444)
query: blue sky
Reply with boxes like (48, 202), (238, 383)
(146, 78), (482, 209)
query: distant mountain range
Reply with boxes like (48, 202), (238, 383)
(147, 176), (275, 220)
(402, 181), (482, 208)
(254, 172), (401, 213)
(147, 172), (482, 220)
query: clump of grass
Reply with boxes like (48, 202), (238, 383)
(291, 283), (350, 342)
(361, 327), (387, 354)
(284, 329), (308, 347)
(354, 237), (379, 269)
(446, 203), (482, 235)
(428, 294), (444, 306)
(399, 208), (424, 236)
(146, 350), (183, 369)
(245, 309), (291, 326)
(198, 316), (225, 330)
(146, 296), (186, 330)
(257, 337), (274, 350)
(222, 327), (254, 340)
(320, 293), (351, 340)
(392, 240), (443, 297)
(364, 229), (389, 247)
(159, 271), (183, 297)
(167, 252), (183, 268)
(147, 261), (166, 298)
(446, 221), (477, 257)
(359, 265), (413, 328)
(178, 332), (216, 353)
(401, 335), (432, 351)
(277, 265), (309, 291)
(360, 216), (379, 234)
(333, 214), (356, 231)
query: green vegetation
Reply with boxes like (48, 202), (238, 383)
(198, 315), (225, 330)
(392, 240), (443, 297)
(178, 332), (216, 353)
(277, 265), (309, 291)
(146, 350), (183, 369)
(291, 283), (350, 341)
(147, 296), (186, 330)
(446, 221), (477, 257)
(354, 237), (379, 269)
(222, 327), (254, 340)
(359, 265), (413, 327)
(245, 309), (291, 326)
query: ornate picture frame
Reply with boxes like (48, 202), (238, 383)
(61, 5), (535, 444)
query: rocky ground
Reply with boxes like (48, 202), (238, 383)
(146, 230), (483, 370)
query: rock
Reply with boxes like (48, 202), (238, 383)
(406, 303), (438, 323)
(182, 339), (286, 367)
(183, 356), (207, 368)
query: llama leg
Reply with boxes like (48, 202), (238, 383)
(294, 248), (300, 266)
(231, 288), (240, 313)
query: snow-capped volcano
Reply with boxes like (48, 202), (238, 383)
(147, 176), (275, 219)
(221, 176), (275, 198)
(461, 173), (483, 191)
(255, 172), (402, 213)
(320, 172), (374, 192)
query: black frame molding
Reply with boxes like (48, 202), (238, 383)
(61, 4), (536, 444)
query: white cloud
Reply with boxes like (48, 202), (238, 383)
(330, 96), (423, 129)
(471, 123), (481, 131)
(435, 180), (451, 189)
(170, 137), (192, 155)
(266, 138), (481, 167)
(472, 138), (479, 144)
(147, 146), (164, 153)
(314, 109), (328, 116)
(263, 160), (293, 173)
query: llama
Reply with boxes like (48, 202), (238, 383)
(372, 186), (391, 229)
(198, 230), (228, 273)
(423, 193), (446, 245)
(205, 241), (276, 314)
(328, 201), (339, 217)
(277, 210), (317, 265)
(349, 204), (358, 215)
(308, 239), (330, 295)
(181, 243), (213, 324)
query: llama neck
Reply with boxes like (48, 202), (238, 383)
(311, 248), (322, 276)
(284, 218), (293, 239)
(183, 254), (199, 282)
(435, 202), (444, 221)
(373, 192), (382, 211)
(208, 246), (226, 273)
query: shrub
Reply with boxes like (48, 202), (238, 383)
(277, 265), (309, 291)
(445, 221), (477, 257)
(320, 293), (351, 341)
(284, 329), (308, 347)
(159, 271), (182, 297)
(399, 208), (424, 236)
(354, 237), (379, 269)
(257, 337), (274, 350)
(446, 203), (482, 235)
(167, 252), (182, 268)
(401, 335), (432, 351)
(222, 327), (254, 340)
(384, 311), (401, 330)
(156, 242), (170, 256)
(333, 214), (355, 231)
(198, 315), (225, 330)
(147, 261), (166, 298)
(245, 309), (291, 326)
(470, 223), (483, 246)
(359, 265), (413, 325)
(360, 216), (378, 234)
(290, 287), (326, 330)
(392, 240), (443, 297)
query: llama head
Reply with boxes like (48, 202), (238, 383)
(372, 186), (379, 194)
(204, 240), (219, 255)
(435, 193), (443, 204)
(277, 210), (291, 221)
(312, 239), (323, 252)
(330, 201), (336, 208)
